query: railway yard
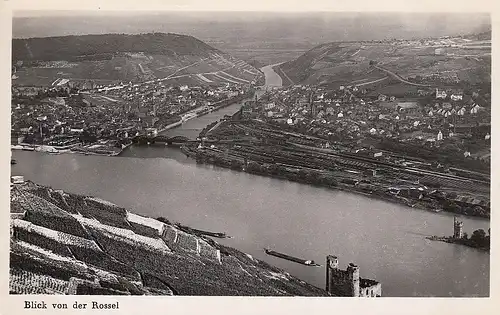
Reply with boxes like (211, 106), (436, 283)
(183, 119), (490, 218)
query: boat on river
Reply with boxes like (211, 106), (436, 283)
(264, 248), (322, 267)
(176, 223), (231, 239)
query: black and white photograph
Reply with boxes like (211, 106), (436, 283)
(4, 0), (494, 306)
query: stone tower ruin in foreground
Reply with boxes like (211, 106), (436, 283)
(326, 255), (381, 297)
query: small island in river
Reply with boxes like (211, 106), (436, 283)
(427, 216), (490, 252)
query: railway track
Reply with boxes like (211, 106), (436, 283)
(210, 122), (490, 191)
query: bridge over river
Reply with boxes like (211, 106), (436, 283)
(133, 135), (194, 145)
(132, 134), (245, 146)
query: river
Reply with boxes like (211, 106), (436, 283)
(10, 65), (489, 297)
(260, 63), (283, 87)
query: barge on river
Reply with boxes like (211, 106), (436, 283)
(176, 224), (231, 239)
(264, 248), (321, 267)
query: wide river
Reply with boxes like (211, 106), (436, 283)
(11, 65), (489, 297)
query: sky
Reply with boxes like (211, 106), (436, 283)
(11, 12), (491, 45)
(8, 0), (495, 15)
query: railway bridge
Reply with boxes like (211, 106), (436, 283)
(132, 135), (243, 146)
(133, 135), (194, 145)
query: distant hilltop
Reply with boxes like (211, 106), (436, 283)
(12, 33), (219, 61)
(9, 179), (329, 296)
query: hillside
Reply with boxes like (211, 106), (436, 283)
(12, 33), (218, 61)
(12, 33), (263, 87)
(9, 180), (329, 296)
(277, 33), (491, 89)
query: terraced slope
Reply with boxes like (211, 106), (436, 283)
(12, 33), (263, 86)
(278, 33), (491, 88)
(9, 181), (329, 296)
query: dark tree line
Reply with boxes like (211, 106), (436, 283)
(459, 228), (490, 250)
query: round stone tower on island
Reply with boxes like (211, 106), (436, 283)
(453, 216), (464, 239)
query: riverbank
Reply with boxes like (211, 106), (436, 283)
(272, 64), (293, 86)
(181, 143), (448, 215)
(180, 119), (489, 220)
(183, 147), (488, 218)
(156, 119), (183, 134)
(179, 107), (489, 220)
(13, 142), (131, 157)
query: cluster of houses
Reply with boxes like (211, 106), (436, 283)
(99, 80), (245, 119)
(11, 81), (250, 147)
(243, 83), (490, 155)
(435, 88), (463, 101)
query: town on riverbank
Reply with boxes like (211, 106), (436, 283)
(11, 78), (258, 156)
(12, 65), (491, 220)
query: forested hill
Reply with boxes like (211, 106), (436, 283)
(12, 33), (220, 61)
